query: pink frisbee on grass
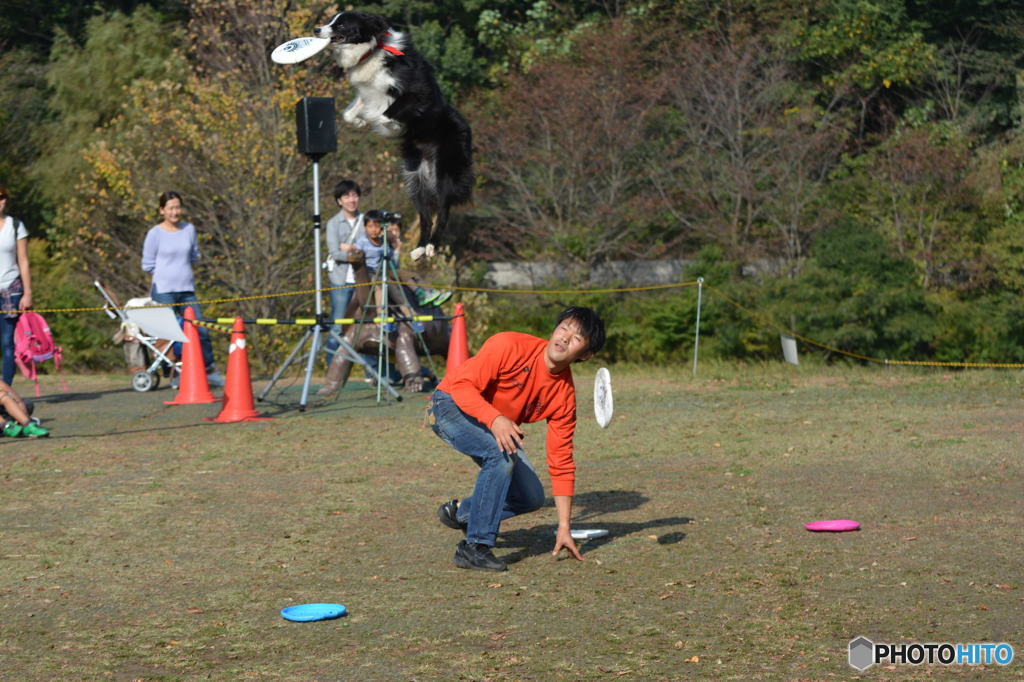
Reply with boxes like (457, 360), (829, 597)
(804, 519), (860, 532)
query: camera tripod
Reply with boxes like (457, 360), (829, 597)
(338, 219), (448, 403)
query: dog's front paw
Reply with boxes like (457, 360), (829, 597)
(379, 120), (405, 138)
(342, 103), (366, 127)
(410, 244), (436, 262)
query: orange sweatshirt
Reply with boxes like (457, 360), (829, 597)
(438, 331), (578, 496)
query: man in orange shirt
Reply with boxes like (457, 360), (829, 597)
(428, 306), (606, 571)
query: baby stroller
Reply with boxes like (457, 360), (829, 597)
(95, 281), (187, 392)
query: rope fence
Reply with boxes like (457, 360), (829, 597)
(704, 284), (1024, 369)
(32, 278), (1024, 370)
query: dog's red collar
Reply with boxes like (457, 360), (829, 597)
(359, 32), (405, 63)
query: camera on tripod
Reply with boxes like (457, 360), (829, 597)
(379, 210), (402, 225)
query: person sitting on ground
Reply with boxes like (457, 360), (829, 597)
(349, 210), (400, 274)
(346, 210), (403, 382)
(428, 306), (606, 571)
(378, 212), (451, 307)
(0, 379), (48, 437)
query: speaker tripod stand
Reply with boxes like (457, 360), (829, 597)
(257, 154), (401, 410)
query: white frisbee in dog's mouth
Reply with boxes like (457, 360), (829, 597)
(271, 36), (331, 64)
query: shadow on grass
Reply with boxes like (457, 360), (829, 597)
(574, 489), (650, 519)
(494, 489), (693, 564)
(255, 380), (416, 415)
(8, 403), (294, 440)
(34, 387), (137, 404)
(19, 383), (399, 438)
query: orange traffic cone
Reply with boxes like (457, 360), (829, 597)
(165, 306), (217, 405)
(445, 302), (470, 375)
(208, 317), (272, 423)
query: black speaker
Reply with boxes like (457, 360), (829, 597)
(295, 97), (337, 156)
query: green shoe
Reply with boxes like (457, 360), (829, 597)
(21, 422), (49, 438)
(3, 421), (23, 438)
(415, 288), (439, 306)
(432, 290), (453, 306)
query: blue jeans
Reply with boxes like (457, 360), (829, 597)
(0, 292), (21, 385)
(326, 285), (373, 379)
(429, 390), (545, 546)
(324, 285), (354, 364)
(150, 289), (215, 370)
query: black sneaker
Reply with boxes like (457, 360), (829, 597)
(453, 540), (507, 572)
(438, 498), (467, 533)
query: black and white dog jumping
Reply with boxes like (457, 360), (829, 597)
(315, 11), (473, 261)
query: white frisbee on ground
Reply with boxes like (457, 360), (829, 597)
(271, 36), (330, 64)
(594, 367), (613, 428)
(555, 529), (610, 540)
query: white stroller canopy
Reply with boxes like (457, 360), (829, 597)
(125, 301), (189, 344)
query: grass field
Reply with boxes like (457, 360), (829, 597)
(1, 364), (1021, 680)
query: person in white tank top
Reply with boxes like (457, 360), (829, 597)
(0, 185), (33, 385)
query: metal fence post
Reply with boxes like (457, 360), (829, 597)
(692, 277), (704, 377)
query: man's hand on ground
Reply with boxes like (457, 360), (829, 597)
(553, 527), (584, 561)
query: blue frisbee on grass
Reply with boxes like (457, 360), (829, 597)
(281, 603), (347, 622)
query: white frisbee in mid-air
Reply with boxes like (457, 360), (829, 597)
(594, 367), (613, 428)
(271, 36), (330, 64)
(556, 529), (610, 540)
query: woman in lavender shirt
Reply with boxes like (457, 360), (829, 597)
(141, 191), (222, 386)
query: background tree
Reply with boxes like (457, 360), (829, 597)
(841, 124), (982, 289)
(34, 7), (187, 211)
(654, 26), (846, 271)
(990, 133), (1024, 292)
(0, 0), (186, 53)
(473, 20), (670, 270)
(791, 0), (936, 140)
(905, 0), (1024, 135)
(0, 49), (49, 229)
(55, 0), (404, 368)
(777, 219), (938, 359)
(356, 0), (634, 93)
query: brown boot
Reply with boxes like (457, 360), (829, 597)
(317, 354), (353, 397)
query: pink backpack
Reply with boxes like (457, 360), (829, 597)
(14, 312), (68, 397)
